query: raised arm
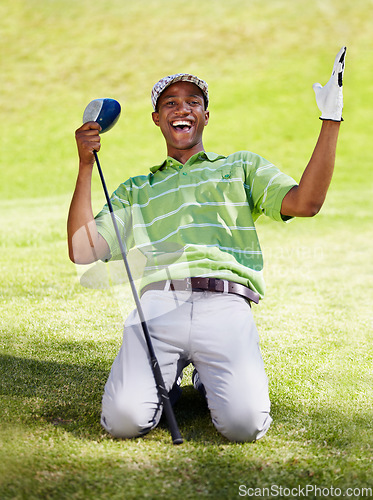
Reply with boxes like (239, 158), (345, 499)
(67, 122), (110, 264)
(281, 47), (346, 218)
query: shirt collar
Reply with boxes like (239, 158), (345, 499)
(150, 151), (226, 173)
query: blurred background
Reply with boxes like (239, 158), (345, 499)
(2, 0), (372, 201)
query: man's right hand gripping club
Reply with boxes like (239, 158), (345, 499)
(76, 121), (102, 166)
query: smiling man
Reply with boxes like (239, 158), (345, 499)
(68, 48), (346, 442)
(151, 77), (209, 163)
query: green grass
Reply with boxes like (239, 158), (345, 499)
(1, 0), (372, 498)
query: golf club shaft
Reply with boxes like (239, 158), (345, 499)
(93, 151), (183, 445)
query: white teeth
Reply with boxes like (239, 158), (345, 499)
(172, 120), (192, 127)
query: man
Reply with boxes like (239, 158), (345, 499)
(68, 47), (346, 442)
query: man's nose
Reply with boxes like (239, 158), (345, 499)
(175, 101), (190, 113)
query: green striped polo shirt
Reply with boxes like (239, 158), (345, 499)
(95, 151), (297, 297)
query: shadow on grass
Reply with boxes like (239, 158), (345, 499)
(0, 353), (107, 432)
(1, 353), (372, 450)
(0, 353), (214, 440)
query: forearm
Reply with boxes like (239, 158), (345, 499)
(301, 120), (340, 210)
(281, 46), (345, 218)
(67, 164), (108, 263)
(281, 120), (340, 217)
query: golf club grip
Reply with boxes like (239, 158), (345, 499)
(93, 151), (183, 445)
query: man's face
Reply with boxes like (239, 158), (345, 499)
(152, 81), (209, 159)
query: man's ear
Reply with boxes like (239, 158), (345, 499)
(204, 110), (210, 126)
(152, 111), (160, 126)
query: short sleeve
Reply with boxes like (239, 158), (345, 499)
(245, 154), (298, 222)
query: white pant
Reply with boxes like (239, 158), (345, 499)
(101, 290), (272, 442)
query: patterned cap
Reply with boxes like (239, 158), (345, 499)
(151, 73), (209, 111)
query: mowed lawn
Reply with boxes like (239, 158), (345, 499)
(1, 0), (372, 498)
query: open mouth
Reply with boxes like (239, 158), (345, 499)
(171, 120), (193, 132)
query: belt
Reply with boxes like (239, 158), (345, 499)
(140, 277), (260, 304)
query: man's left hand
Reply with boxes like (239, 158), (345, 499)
(312, 46), (346, 122)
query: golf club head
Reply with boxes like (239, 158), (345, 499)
(83, 98), (121, 133)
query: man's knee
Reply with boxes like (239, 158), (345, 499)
(212, 404), (272, 442)
(101, 398), (160, 439)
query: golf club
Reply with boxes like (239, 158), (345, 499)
(83, 98), (183, 445)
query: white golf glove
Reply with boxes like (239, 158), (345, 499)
(313, 46), (346, 121)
